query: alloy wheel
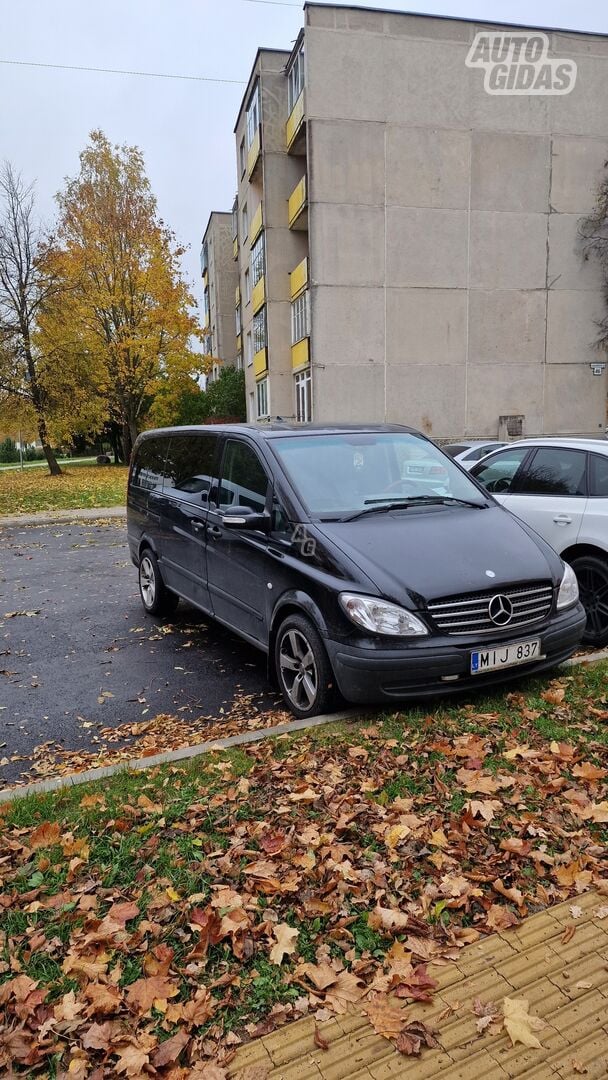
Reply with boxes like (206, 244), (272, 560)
(139, 556), (156, 609)
(278, 628), (319, 711)
(576, 562), (608, 641)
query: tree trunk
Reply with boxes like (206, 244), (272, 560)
(121, 413), (139, 465)
(32, 395), (61, 475)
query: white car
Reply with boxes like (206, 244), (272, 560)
(471, 438), (608, 645)
(443, 440), (507, 470)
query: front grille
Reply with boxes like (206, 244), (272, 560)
(427, 582), (554, 636)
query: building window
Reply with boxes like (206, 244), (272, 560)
(246, 82), (260, 149)
(200, 243), (208, 276)
(239, 136), (246, 177)
(244, 268), (251, 305)
(248, 390), (255, 420)
(231, 196), (238, 240)
(235, 304), (242, 336)
(241, 203), (248, 243)
(246, 330), (253, 366)
(295, 369), (311, 422)
(253, 306), (267, 355)
(251, 233), (265, 287)
(256, 376), (269, 419)
(288, 43), (305, 113)
(236, 351), (243, 371)
(291, 291), (309, 344)
(203, 289), (210, 328)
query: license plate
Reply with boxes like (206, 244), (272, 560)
(471, 638), (541, 675)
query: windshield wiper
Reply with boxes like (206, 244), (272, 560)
(341, 495), (486, 522)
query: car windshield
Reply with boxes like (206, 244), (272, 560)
(271, 432), (488, 517)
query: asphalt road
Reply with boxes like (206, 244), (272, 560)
(0, 521), (281, 784)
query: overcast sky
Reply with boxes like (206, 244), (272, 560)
(1, 0), (606, 312)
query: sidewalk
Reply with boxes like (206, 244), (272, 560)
(229, 890), (608, 1080)
(0, 505), (125, 527)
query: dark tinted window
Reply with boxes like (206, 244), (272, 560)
(472, 447), (530, 494)
(131, 439), (168, 491)
(218, 440), (269, 512)
(589, 453), (608, 497)
(464, 442), (504, 462)
(518, 447), (587, 496)
(443, 444), (468, 458)
(164, 435), (217, 499)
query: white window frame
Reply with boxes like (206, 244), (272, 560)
(246, 330), (253, 366)
(239, 136), (246, 177)
(241, 202), (248, 243)
(244, 267), (251, 305)
(246, 82), (260, 149)
(250, 233), (265, 287)
(288, 43), (305, 113)
(248, 390), (255, 421)
(291, 291), (309, 345)
(294, 368), (312, 423)
(236, 351), (243, 371)
(256, 376), (269, 419)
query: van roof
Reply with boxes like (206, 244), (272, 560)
(136, 423), (419, 442)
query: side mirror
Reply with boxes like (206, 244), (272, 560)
(222, 506), (270, 532)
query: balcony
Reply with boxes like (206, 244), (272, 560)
(288, 174), (307, 230)
(235, 284), (240, 307)
(247, 128), (261, 179)
(252, 274), (265, 314)
(233, 235), (238, 260)
(290, 256), (308, 300)
(291, 337), (309, 370)
(253, 347), (267, 377)
(286, 90), (306, 155)
(249, 203), (263, 245)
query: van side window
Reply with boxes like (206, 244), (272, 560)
(218, 441), (269, 512)
(589, 454), (608, 497)
(165, 435), (217, 500)
(131, 439), (168, 491)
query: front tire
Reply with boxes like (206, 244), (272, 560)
(275, 614), (335, 719)
(571, 554), (608, 646)
(138, 549), (179, 618)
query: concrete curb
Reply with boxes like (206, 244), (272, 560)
(0, 506), (126, 528)
(1, 651), (606, 806)
(0, 708), (360, 804)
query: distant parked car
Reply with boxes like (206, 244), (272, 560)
(443, 440), (507, 470)
(471, 438), (608, 645)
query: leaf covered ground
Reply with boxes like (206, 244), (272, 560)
(0, 466), (128, 516)
(1, 663), (607, 1077)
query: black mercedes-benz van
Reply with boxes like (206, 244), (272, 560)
(127, 424), (586, 717)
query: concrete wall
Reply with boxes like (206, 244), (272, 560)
(305, 6), (608, 437)
(204, 213), (238, 368)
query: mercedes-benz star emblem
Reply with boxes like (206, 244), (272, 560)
(488, 594), (513, 626)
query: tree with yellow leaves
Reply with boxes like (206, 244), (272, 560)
(40, 131), (203, 462)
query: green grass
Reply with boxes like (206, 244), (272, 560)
(1, 662), (607, 1075)
(0, 464), (128, 515)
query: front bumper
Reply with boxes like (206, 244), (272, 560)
(326, 603), (587, 704)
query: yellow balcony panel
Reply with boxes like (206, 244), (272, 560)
(233, 235), (238, 260)
(288, 174), (307, 229)
(286, 90), (305, 151)
(252, 275), (265, 314)
(291, 338), (309, 370)
(253, 347), (268, 378)
(236, 333), (242, 353)
(247, 128), (261, 178)
(290, 257), (309, 299)
(249, 203), (263, 245)
(235, 284), (240, 307)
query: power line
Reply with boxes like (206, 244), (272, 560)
(0, 58), (246, 84)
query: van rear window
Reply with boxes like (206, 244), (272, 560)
(131, 440), (168, 491)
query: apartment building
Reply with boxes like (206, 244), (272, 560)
(200, 212), (239, 382)
(227, 4), (608, 437)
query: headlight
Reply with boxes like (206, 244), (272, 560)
(556, 563), (579, 610)
(339, 593), (429, 636)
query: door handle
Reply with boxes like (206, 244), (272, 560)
(207, 524), (222, 539)
(190, 520), (205, 534)
(553, 514), (572, 525)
